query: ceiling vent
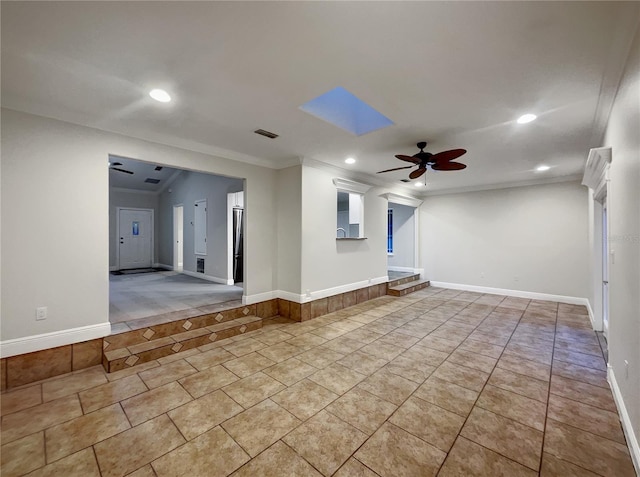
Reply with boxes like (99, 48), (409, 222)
(254, 129), (279, 139)
(400, 179), (410, 183)
(144, 178), (161, 184)
(154, 166), (163, 171)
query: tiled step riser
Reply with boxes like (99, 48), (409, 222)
(387, 274), (420, 288)
(103, 305), (263, 352)
(104, 319), (262, 373)
(387, 280), (431, 297)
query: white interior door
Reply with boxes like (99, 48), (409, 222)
(118, 208), (153, 270)
(173, 205), (184, 272)
(602, 198), (610, 338)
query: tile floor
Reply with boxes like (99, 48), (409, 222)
(2, 287), (636, 477)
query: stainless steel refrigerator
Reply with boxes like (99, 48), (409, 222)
(232, 207), (244, 283)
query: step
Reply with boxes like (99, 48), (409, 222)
(387, 279), (431, 297)
(103, 315), (262, 373)
(387, 273), (421, 288)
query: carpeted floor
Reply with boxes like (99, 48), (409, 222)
(110, 271), (243, 325)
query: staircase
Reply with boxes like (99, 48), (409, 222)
(103, 307), (263, 373)
(387, 272), (430, 297)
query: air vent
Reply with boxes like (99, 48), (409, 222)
(400, 179), (410, 183)
(154, 166), (163, 171)
(254, 129), (279, 139)
(144, 178), (161, 184)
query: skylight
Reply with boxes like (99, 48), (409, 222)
(300, 87), (394, 136)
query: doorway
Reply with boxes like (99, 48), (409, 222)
(173, 205), (184, 272)
(117, 208), (153, 270)
(387, 202), (419, 274)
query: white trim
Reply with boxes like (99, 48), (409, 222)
(172, 204), (184, 273)
(109, 266), (117, 272)
(244, 277), (389, 305)
(383, 193), (423, 208)
(388, 266), (421, 274)
(608, 365), (640, 475)
(429, 281), (590, 306)
(332, 177), (373, 195)
(243, 290), (278, 305)
(0, 323), (111, 358)
(583, 147), (612, 201)
(181, 269), (233, 285)
(420, 175), (583, 197)
(585, 300), (597, 330)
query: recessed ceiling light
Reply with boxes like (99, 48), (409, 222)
(517, 113), (537, 124)
(414, 182), (424, 187)
(536, 165), (550, 172)
(345, 157), (356, 164)
(149, 89), (171, 103)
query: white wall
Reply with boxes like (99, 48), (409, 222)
(421, 181), (589, 298)
(0, 109), (278, 349)
(109, 189), (160, 269)
(276, 165), (302, 296)
(158, 171), (242, 280)
(387, 203), (415, 270)
(601, 23), (640, 460)
(300, 165), (387, 298)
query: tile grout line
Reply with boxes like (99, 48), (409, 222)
(435, 297), (544, 473)
(535, 300), (559, 474)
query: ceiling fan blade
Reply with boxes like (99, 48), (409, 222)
(395, 154), (420, 164)
(409, 168), (426, 179)
(431, 149), (467, 163)
(377, 166), (414, 174)
(110, 167), (134, 174)
(431, 162), (467, 171)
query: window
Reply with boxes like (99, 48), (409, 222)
(333, 178), (371, 239)
(387, 209), (393, 254)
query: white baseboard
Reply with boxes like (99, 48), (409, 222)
(253, 276), (389, 305)
(608, 365), (640, 475)
(109, 266), (117, 272)
(388, 266), (423, 275)
(155, 263), (173, 271)
(585, 300), (599, 331)
(181, 270), (233, 285)
(429, 281), (590, 307)
(243, 291), (278, 305)
(0, 322), (112, 358)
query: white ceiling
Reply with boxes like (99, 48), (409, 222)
(2, 2), (637, 194)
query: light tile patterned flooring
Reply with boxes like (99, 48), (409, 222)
(1, 287), (636, 477)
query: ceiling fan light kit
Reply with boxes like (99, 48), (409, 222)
(378, 141), (467, 181)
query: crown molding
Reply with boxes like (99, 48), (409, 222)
(382, 193), (423, 208)
(419, 174), (584, 197)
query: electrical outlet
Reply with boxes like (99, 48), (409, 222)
(480, 272), (485, 278)
(514, 276), (520, 282)
(36, 306), (48, 321)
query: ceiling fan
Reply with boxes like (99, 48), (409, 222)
(109, 162), (133, 175)
(378, 141), (467, 180)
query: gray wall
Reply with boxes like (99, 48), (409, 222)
(420, 181), (589, 298)
(158, 171), (243, 281)
(388, 203), (415, 269)
(109, 189), (160, 269)
(600, 22), (640, 454)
